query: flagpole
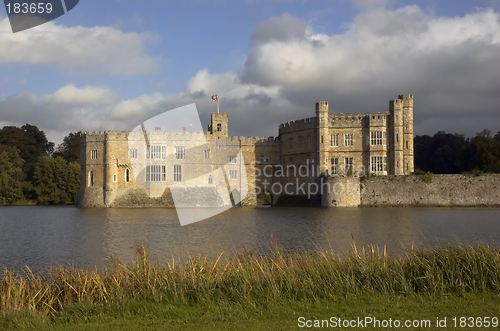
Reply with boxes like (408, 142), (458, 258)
(217, 93), (220, 114)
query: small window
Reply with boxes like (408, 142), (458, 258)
(406, 141), (409, 149)
(397, 133), (399, 142)
(91, 150), (97, 159)
(175, 146), (185, 159)
(344, 133), (353, 146)
(89, 171), (94, 187)
(217, 123), (222, 132)
(173, 165), (182, 182)
(147, 145), (166, 159)
(228, 156), (237, 164)
(113, 174), (117, 182)
(129, 149), (138, 159)
(370, 131), (386, 146)
(203, 149), (210, 159)
(331, 157), (339, 175)
(330, 134), (339, 147)
(289, 138), (293, 150)
(371, 156), (386, 172)
(125, 169), (130, 182)
(298, 136), (304, 149)
(208, 175), (213, 184)
(229, 170), (237, 180)
(344, 157), (353, 173)
(146, 165), (166, 182)
(307, 136), (312, 148)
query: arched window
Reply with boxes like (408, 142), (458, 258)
(217, 123), (222, 131)
(208, 175), (213, 184)
(125, 169), (130, 182)
(89, 171), (94, 187)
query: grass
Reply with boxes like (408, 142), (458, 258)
(3, 238), (500, 329)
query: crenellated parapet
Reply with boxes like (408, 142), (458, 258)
(278, 117), (316, 134)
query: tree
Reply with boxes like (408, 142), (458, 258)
(0, 147), (25, 204)
(33, 156), (80, 204)
(53, 132), (81, 164)
(0, 124), (54, 179)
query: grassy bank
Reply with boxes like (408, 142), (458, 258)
(3, 239), (500, 328)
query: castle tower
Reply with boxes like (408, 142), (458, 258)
(401, 94), (414, 174)
(208, 112), (228, 137)
(389, 97), (404, 175)
(315, 101), (329, 175)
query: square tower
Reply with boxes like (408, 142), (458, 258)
(208, 113), (228, 137)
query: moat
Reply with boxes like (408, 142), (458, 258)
(1, 206), (500, 272)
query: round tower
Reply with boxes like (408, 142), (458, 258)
(315, 101), (329, 175)
(401, 94), (414, 174)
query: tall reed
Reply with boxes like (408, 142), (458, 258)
(2, 238), (500, 316)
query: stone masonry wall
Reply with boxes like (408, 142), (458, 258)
(360, 174), (500, 206)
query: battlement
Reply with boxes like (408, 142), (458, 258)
(212, 112), (228, 118)
(278, 117), (316, 134)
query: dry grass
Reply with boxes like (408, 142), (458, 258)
(2, 237), (500, 316)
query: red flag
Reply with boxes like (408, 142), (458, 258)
(212, 95), (218, 102)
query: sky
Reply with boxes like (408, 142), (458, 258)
(1, 0), (500, 145)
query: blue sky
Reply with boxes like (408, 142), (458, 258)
(1, 0), (500, 144)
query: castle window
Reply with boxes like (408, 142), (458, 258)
(308, 136), (312, 148)
(397, 133), (399, 142)
(229, 156), (237, 164)
(91, 150), (97, 159)
(370, 131), (386, 146)
(397, 161), (399, 168)
(229, 170), (237, 180)
(125, 169), (130, 182)
(208, 175), (213, 184)
(217, 123), (222, 132)
(147, 145), (166, 159)
(406, 141), (409, 149)
(331, 157), (339, 175)
(289, 138), (293, 150)
(129, 149), (138, 159)
(203, 149), (210, 159)
(330, 134), (339, 147)
(146, 165), (166, 182)
(113, 174), (117, 182)
(89, 171), (94, 187)
(371, 156), (387, 172)
(344, 157), (353, 174)
(173, 165), (182, 182)
(344, 133), (353, 147)
(175, 146), (186, 159)
(298, 136), (304, 149)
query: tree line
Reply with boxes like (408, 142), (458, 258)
(415, 130), (500, 174)
(0, 125), (80, 205)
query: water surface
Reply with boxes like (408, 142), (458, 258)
(1, 206), (499, 271)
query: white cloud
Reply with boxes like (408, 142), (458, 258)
(3, 5), (500, 143)
(0, 18), (160, 76)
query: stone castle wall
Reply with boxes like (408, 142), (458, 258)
(322, 174), (500, 207)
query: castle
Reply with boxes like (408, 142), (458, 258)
(77, 94), (414, 208)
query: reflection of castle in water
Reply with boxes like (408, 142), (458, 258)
(77, 95), (414, 208)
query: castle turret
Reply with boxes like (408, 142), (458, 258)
(401, 94), (414, 174)
(389, 97), (404, 175)
(315, 101), (329, 175)
(208, 113), (228, 137)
